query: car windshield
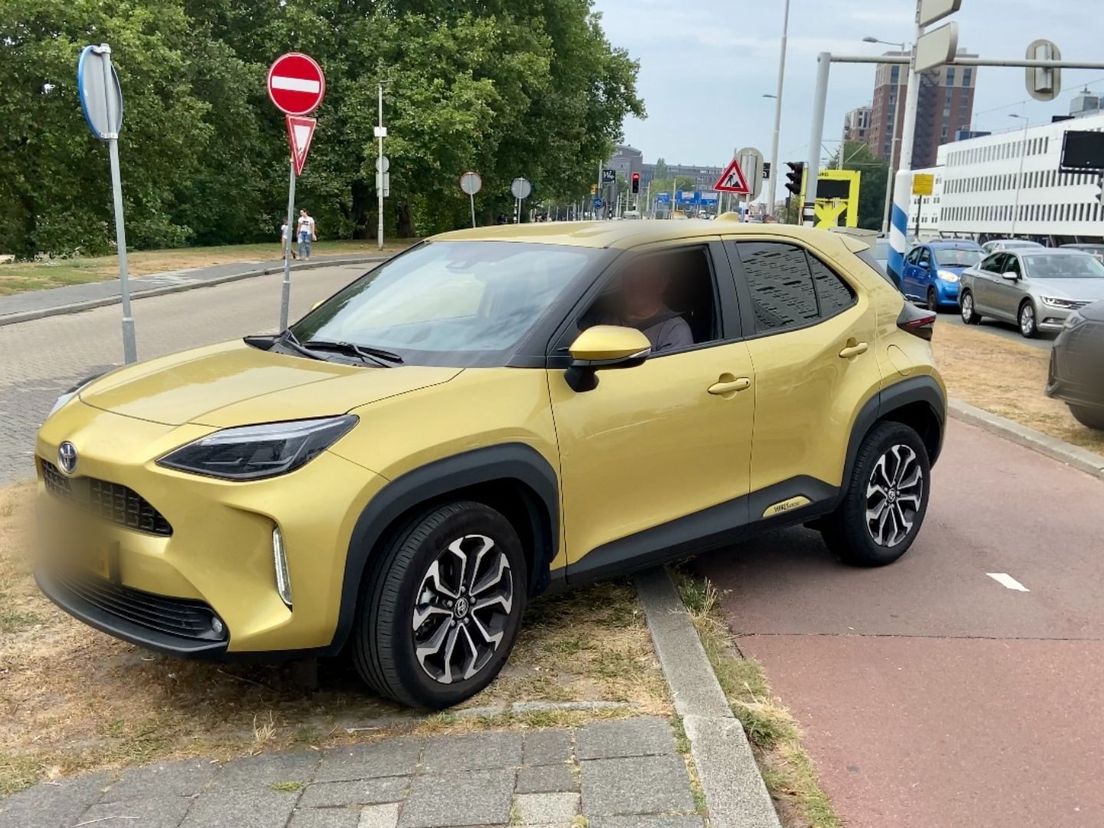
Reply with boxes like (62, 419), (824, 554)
(936, 249), (981, 267)
(1023, 253), (1104, 280)
(290, 241), (599, 366)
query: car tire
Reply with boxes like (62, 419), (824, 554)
(960, 291), (981, 324)
(820, 421), (931, 567)
(927, 287), (939, 312)
(351, 501), (527, 709)
(1068, 404), (1104, 431)
(1019, 300), (1038, 338)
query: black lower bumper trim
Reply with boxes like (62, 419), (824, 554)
(36, 569), (229, 658)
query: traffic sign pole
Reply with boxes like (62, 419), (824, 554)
(377, 82), (385, 252)
(280, 159), (295, 331)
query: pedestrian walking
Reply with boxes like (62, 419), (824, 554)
(296, 209), (317, 260)
(280, 218), (297, 261)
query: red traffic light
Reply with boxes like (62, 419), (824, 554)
(631, 172), (641, 194)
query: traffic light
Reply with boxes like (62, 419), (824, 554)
(785, 162), (805, 197)
(631, 172), (641, 194)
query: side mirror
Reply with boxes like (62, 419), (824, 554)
(1001, 271), (1019, 281)
(564, 325), (651, 392)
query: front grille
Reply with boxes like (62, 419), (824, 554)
(61, 575), (225, 641)
(40, 460), (173, 536)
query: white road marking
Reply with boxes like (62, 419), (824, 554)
(271, 76), (321, 93)
(987, 572), (1030, 592)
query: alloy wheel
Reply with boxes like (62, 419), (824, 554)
(1020, 304), (1036, 337)
(412, 534), (514, 685)
(961, 294), (973, 323)
(865, 444), (924, 547)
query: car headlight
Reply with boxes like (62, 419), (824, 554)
(1041, 296), (1082, 309)
(157, 416), (358, 480)
(1064, 311), (1087, 330)
(47, 372), (108, 418)
(937, 269), (960, 283)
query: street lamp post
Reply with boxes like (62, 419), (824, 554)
(1009, 113), (1030, 237)
(765, 0), (791, 220)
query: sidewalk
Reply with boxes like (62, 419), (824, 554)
(0, 717), (702, 828)
(0, 254), (389, 327)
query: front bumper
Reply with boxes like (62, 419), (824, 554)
(35, 401), (386, 656)
(935, 281), (960, 305)
(1046, 330), (1104, 406)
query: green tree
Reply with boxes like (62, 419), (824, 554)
(653, 157), (668, 181)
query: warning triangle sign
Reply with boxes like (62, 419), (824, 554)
(714, 158), (750, 194)
(286, 115), (317, 176)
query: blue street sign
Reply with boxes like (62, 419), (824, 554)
(700, 191), (719, 203)
(655, 192), (671, 204)
(592, 196), (603, 209)
(77, 45), (124, 140)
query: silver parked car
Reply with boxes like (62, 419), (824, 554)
(959, 249), (1104, 338)
(980, 239), (1044, 254)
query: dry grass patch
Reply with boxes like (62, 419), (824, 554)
(933, 320), (1104, 455)
(0, 239), (416, 296)
(0, 483), (666, 795)
(675, 571), (840, 828)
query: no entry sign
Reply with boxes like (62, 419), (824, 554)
(267, 53), (326, 116)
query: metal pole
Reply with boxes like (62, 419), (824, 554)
(881, 135), (898, 236)
(888, 4), (923, 278)
(377, 82), (384, 251)
(803, 52), (831, 227)
(767, 0), (790, 220)
(100, 47), (136, 364)
(280, 160), (295, 331)
(1011, 116), (1029, 237)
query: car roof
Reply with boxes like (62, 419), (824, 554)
(430, 218), (865, 255)
(928, 240), (980, 249)
(1017, 248), (1091, 257)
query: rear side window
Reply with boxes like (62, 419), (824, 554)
(731, 242), (855, 334)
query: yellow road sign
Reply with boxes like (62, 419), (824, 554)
(913, 173), (934, 196)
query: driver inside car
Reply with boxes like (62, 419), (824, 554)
(604, 259), (694, 353)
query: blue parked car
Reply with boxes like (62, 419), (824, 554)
(900, 240), (983, 311)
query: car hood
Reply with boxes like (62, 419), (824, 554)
(79, 340), (463, 427)
(935, 263), (975, 273)
(1027, 278), (1104, 302)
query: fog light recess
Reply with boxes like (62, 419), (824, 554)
(273, 526), (293, 609)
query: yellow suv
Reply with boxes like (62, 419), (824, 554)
(35, 221), (946, 708)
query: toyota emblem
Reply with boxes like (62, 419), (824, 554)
(58, 441), (78, 475)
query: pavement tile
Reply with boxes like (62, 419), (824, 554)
(580, 755), (694, 816)
(514, 764), (578, 794)
(588, 817), (705, 828)
(289, 808), (363, 828)
(101, 759), (217, 802)
(419, 731), (522, 773)
(358, 802), (401, 828)
(514, 792), (580, 823)
(298, 777), (409, 808)
(575, 717), (674, 760)
(398, 769), (514, 828)
(0, 772), (111, 828)
(208, 750), (320, 791)
(74, 794), (193, 828)
(316, 739), (423, 782)
(180, 786), (300, 827)
(521, 730), (573, 766)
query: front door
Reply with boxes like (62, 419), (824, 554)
(973, 252), (1007, 314)
(988, 252), (1024, 321)
(549, 241), (754, 577)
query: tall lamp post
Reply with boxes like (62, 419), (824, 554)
(1009, 113), (1030, 238)
(765, 0), (791, 219)
(863, 37), (908, 238)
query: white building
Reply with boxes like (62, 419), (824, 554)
(934, 111), (1104, 243)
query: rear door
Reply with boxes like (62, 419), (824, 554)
(724, 239), (882, 501)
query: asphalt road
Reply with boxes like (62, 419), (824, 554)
(700, 419), (1104, 827)
(0, 264), (370, 484)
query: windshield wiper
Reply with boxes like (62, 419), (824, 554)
(304, 340), (403, 367)
(275, 329), (327, 361)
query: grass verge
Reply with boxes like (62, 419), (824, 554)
(0, 239), (416, 296)
(933, 319), (1104, 455)
(0, 483), (667, 796)
(674, 570), (840, 828)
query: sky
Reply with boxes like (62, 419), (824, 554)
(592, 0), (1103, 192)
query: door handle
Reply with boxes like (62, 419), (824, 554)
(708, 377), (751, 395)
(839, 341), (869, 359)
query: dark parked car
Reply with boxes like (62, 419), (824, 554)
(1047, 300), (1104, 430)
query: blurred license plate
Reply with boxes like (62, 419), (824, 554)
(88, 542), (115, 580)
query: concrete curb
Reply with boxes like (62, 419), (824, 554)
(949, 398), (1104, 482)
(635, 567), (781, 828)
(0, 255), (389, 327)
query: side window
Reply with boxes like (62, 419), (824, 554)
(569, 247), (721, 356)
(733, 242), (854, 335)
(979, 253), (1004, 273)
(905, 248), (920, 265)
(1004, 255), (1021, 277)
(917, 248), (931, 268)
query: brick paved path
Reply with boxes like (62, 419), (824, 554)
(0, 264), (365, 485)
(0, 717), (703, 828)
